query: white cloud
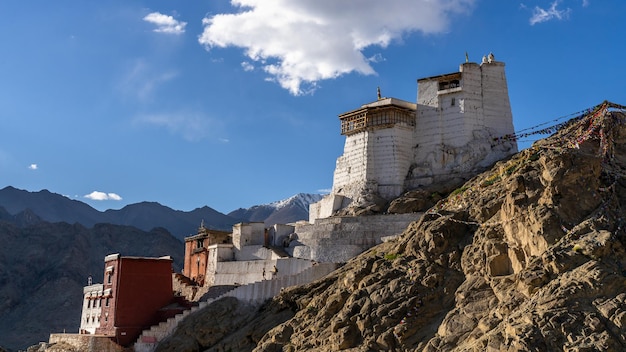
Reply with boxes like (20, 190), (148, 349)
(582, 0), (589, 7)
(28, 164), (38, 170)
(199, 0), (475, 95)
(118, 59), (178, 101)
(530, 0), (572, 25)
(241, 61), (255, 72)
(143, 12), (187, 34)
(84, 191), (123, 201)
(133, 112), (219, 142)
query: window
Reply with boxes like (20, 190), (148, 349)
(87, 299), (91, 308)
(107, 273), (112, 284)
(105, 297), (110, 307)
(451, 97), (456, 106)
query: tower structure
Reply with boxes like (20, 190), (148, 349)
(409, 56), (517, 187)
(309, 54), (517, 221)
(333, 97), (417, 200)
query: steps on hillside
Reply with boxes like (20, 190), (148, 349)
(133, 262), (336, 352)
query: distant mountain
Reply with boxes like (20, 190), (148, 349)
(0, 208), (184, 350)
(0, 186), (237, 240)
(228, 193), (323, 225)
(0, 186), (103, 225)
(0, 187), (323, 242)
(102, 202), (237, 238)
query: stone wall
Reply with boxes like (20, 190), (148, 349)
(205, 244), (234, 286)
(333, 132), (369, 193)
(232, 222), (265, 250)
(290, 213), (420, 262)
(332, 125), (415, 203)
(367, 125), (415, 199)
(48, 334), (126, 352)
(213, 257), (314, 285)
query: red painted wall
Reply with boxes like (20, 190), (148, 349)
(96, 255), (173, 346)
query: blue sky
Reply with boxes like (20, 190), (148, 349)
(0, 0), (623, 213)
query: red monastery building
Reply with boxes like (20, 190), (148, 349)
(83, 254), (175, 346)
(183, 224), (230, 286)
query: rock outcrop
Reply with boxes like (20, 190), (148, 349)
(155, 103), (626, 351)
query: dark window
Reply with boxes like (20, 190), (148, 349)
(105, 297), (110, 307)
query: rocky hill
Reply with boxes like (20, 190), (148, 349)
(0, 212), (184, 351)
(154, 102), (626, 351)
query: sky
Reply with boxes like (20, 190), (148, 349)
(1, 0), (624, 214)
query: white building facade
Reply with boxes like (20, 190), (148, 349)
(310, 56), (517, 220)
(79, 283), (103, 334)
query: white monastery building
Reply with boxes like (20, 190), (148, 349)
(310, 54), (517, 220)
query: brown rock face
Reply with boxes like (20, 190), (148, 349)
(159, 105), (626, 351)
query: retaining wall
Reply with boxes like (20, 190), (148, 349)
(49, 334), (126, 352)
(290, 213), (420, 262)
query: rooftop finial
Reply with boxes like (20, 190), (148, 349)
(377, 86), (382, 100)
(465, 51), (469, 63)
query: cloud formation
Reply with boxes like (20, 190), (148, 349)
(28, 164), (38, 170)
(143, 12), (187, 34)
(530, 0), (571, 25)
(85, 191), (123, 201)
(199, 0), (474, 95)
(133, 112), (218, 142)
(118, 59), (178, 101)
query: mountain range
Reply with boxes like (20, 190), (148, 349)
(0, 187), (323, 350)
(0, 186), (323, 240)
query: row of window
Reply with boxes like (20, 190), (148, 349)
(438, 79), (461, 91)
(86, 297), (110, 308)
(84, 313), (108, 323)
(340, 109), (415, 135)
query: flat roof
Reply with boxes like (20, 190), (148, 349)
(417, 71), (461, 82)
(339, 97), (416, 117)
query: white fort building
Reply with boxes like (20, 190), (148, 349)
(127, 54), (519, 351)
(310, 53), (517, 220)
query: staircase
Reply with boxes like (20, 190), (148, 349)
(133, 262), (336, 352)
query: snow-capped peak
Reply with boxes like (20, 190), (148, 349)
(267, 193), (324, 210)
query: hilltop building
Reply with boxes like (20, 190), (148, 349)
(79, 282), (103, 334)
(55, 54), (518, 352)
(180, 222), (318, 290)
(310, 54), (517, 220)
(74, 254), (178, 347)
(182, 225), (230, 286)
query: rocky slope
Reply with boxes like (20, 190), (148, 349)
(155, 103), (626, 351)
